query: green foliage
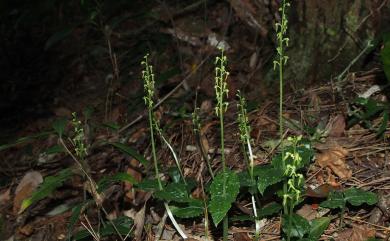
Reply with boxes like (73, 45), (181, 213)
(21, 169), (73, 213)
(71, 113), (88, 160)
(136, 178), (166, 191)
(308, 217), (331, 240)
(154, 182), (189, 202)
(256, 165), (284, 195)
(97, 172), (138, 192)
(142, 54), (162, 190)
(68, 199), (94, 240)
(348, 97), (389, 137)
(380, 33), (390, 81)
(209, 170), (240, 226)
(0, 131), (52, 152)
(73, 216), (133, 240)
(282, 214), (330, 240)
(282, 214), (310, 239)
(321, 188), (377, 228)
(109, 142), (148, 166)
(52, 118), (68, 138)
(170, 199), (204, 218)
(258, 202), (282, 218)
(321, 188), (378, 209)
(44, 145), (65, 154)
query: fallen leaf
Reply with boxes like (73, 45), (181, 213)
(316, 146), (352, 179)
(336, 224), (375, 241)
(134, 205), (146, 241)
(0, 188), (11, 203)
(124, 159), (143, 202)
(18, 224), (34, 236)
(296, 204), (319, 221)
(233, 232), (251, 241)
(328, 114), (346, 137)
(306, 183), (342, 198)
(13, 171), (43, 214)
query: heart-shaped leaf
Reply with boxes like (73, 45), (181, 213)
(170, 199), (204, 218)
(282, 213), (310, 238)
(209, 170), (240, 226)
(308, 217), (330, 240)
(344, 188), (378, 206)
(257, 166), (284, 195)
(154, 182), (189, 202)
(320, 191), (345, 209)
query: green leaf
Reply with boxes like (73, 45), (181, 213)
(308, 217), (330, 240)
(344, 188), (378, 206)
(136, 179), (165, 191)
(320, 191), (345, 209)
(377, 111), (389, 137)
(380, 35), (390, 81)
(237, 171), (256, 188)
(97, 172), (138, 193)
(52, 118), (68, 137)
(67, 199), (93, 240)
(170, 199), (204, 218)
(44, 145), (65, 154)
(44, 28), (73, 50)
(209, 170), (240, 226)
(73, 216), (133, 240)
(109, 142), (148, 166)
(257, 166), (284, 195)
(282, 213), (311, 238)
(271, 139), (313, 171)
(0, 131), (52, 152)
(20, 169), (73, 213)
(102, 122), (121, 131)
(154, 182), (189, 202)
(258, 202), (282, 218)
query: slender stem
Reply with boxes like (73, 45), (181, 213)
(220, 110), (226, 174)
(287, 200), (293, 241)
(223, 216), (228, 241)
(148, 110), (162, 190)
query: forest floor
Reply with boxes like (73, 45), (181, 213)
(0, 1), (389, 241)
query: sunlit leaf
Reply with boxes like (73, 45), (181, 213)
(20, 169), (73, 213)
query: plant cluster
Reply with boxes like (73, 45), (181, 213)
(10, 0), (381, 240)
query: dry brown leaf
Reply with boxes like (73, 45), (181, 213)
(232, 232), (252, 241)
(336, 225), (375, 241)
(0, 188), (11, 203)
(124, 159), (143, 202)
(328, 114), (346, 137)
(13, 171), (43, 214)
(18, 224), (34, 236)
(296, 204), (319, 221)
(316, 146), (352, 179)
(134, 205), (146, 241)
